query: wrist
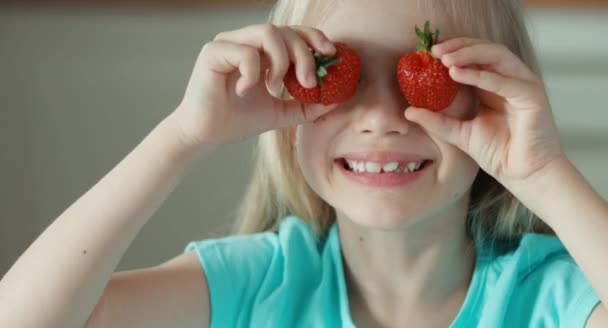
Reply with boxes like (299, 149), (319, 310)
(504, 154), (570, 194)
(507, 155), (598, 228)
(160, 112), (218, 165)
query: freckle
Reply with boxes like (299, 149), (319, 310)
(359, 236), (363, 242)
(82, 249), (87, 255)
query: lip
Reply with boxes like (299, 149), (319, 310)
(335, 158), (433, 188)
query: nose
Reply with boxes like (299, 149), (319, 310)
(352, 81), (412, 136)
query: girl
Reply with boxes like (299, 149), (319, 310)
(1, 0), (607, 327)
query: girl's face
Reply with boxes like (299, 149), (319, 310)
(294, 0), (480, 229)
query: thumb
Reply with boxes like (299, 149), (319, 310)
(278, 99), (338, 127)
(404, 107), (468, 151)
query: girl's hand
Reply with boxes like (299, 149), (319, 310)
(171, 24), (337, 147)
(404, 37), (565, 186)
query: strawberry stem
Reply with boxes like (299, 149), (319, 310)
(415, 20), (440, 54)
(313, 50), (341, 85)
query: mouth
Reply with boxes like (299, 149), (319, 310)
(335, 158), (433, 174)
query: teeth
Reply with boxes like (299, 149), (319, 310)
(365, 162), (382, 173)
(344, 159), (426, 173)
(357, 162), (365, 172)
(383, 162), (399, 172)
(407, 162), (418, 172)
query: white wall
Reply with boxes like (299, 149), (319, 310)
(529, 9), (608, 136)
(527, 9), (608, 197)
(1, 6), (606, 275)
(0, 6), (269, 274)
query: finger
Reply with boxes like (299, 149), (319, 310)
(431, 37), (487, 58)
(441, 43), (537, 82)
(280, 26), (318, 89)
(290, 25), (336, 55)
(298, 103), (339, 125)
(214, 24), (290, 92)
(448, 66), (536, 101)
(199, 41), (261, 96)
(404, 106), (471, 152)
(274, 99), (338, 127)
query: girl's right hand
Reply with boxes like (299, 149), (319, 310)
(171, 24), (338, 148)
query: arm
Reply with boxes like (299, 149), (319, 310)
(508, 157), (608, 322)
(587, 301), (608, 328)
(403, 37), (608, 323)
(0, 113), (212, 328)
(86, 251), (209, 328)
(0, 23), (338, 328)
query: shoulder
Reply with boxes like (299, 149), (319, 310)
(485, 233), (581, 280)
(184, 216), (341, 327)
(185, 216), (323, 268)
(485, 233), (589, 287)
(476, 233), (601, 327)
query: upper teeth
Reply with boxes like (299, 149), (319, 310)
(383, 162), (399, 172)
(365, 162), (381, 173)
(346, 160), (424, 173)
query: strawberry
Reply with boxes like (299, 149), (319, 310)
(283, 42), (361, 105)
(397, 21), (459, 111)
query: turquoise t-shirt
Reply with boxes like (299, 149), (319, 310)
(185, 216), (601, 327)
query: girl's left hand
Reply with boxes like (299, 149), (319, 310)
(404, 37), (565, 186)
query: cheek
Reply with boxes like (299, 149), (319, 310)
(442, 85), (477, 120)
(295, 104), (346, 156)
(312, 104), (349, 124)
(295, 125), (327, 177)
(294, 136), (315, 192)
(437, 142), (480, 196)
(295, 123), (325, 150)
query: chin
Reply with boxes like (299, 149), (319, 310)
(338, 201), (423, 231)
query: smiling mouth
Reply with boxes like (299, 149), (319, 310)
(335, 158), (433, 174)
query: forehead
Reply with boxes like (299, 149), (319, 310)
(316, 0), (456, 56)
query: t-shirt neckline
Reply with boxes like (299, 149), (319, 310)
(327, 222), (489, 327)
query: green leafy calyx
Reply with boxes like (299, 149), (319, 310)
(313, 50), (341, 85)
(415, 20), (440, 53)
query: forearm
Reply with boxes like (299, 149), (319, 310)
(0, 112), (213, 328)
(510, 157), (608, 307)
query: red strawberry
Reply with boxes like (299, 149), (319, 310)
(283, 42), (361, 105)
(397, 21), (459, 111)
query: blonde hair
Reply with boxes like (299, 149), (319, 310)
(234, 0), (554, 243)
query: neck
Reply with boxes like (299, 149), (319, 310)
(336, 196), (475, 323)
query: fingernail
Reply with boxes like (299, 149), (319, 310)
(324, 42), (336, 53)
(307, 72), (317, 88)
(270, 79), (283, 95)
(236, 86), (245, 97)
(236, 79), (246, 97)
(405, 107), (420, 116)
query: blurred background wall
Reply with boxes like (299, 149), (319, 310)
(1, 2), (607, 276)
